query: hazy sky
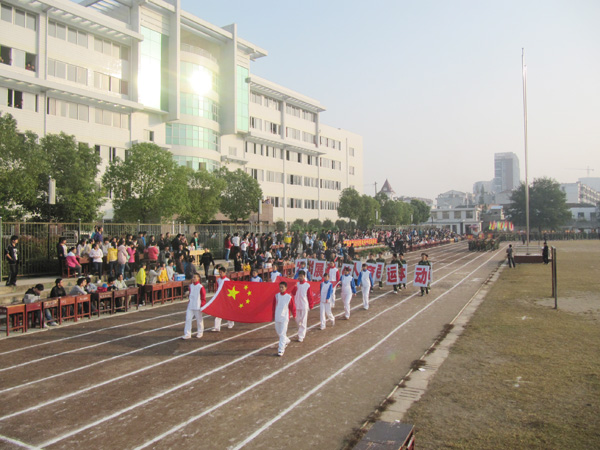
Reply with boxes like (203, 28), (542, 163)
(182, 0), (600, 200)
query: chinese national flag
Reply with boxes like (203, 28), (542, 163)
(274, 276), (321, 309)
(201, 281), (283, 323)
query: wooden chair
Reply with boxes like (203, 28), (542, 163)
(172, 281), (184, 301)
(76, 294), (92, 320)
(1, 304), (26, 336)
(25, 301), (44, 331)
(42, 299), (60, 329)
(207, 275), (217, 292)
(93, 291), (114, 317)
(126, 287), (140, 309)
(113, 289), (128, 313)
(162, 282), (175, 303)
(144, 284), (164, 306)
(59, 296), (77, 324)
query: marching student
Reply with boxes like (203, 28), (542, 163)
(376, 253), (386, 289)
(327, 260), (339, 308)
(250, 269), (262, 282)
(293, 261), (312, 281)
(389, 253), (401, 294)
(182, 273), (206, 339)
(339, 266), (357, 320)
(273, 281), (295, 356)
(417, 253), (431, 296)
(356, 264), (374, 310)
(398, 253), (407, 289)
(270, 265), (282, 282)
(213, 267), (234, 331)
(319, 272), (335, 330)
(293, 270), (312, 342)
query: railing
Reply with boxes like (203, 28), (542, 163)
(180, 43), (218, 64)
(0, 220), (275, 279)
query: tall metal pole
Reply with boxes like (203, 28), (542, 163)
(522, 48), (531, 253)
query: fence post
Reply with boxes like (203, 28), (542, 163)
(137, 220), (140, 233)
(552, 247), (558, 309)
(78, 218), (81, 240)
(0, 216), (2, 282)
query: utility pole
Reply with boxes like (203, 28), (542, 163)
(374, 182), (378, 196)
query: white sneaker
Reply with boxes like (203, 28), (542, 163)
(320, 326), (325, 330)
(182, 335), (191, 340)
(211, 328), (220, 332)
(331, 319), (335, 326)
(196, 333), (203, 338)
(227, 322), (234, 329)
(277, 351), (284, 356)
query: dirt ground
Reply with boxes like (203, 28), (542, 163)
(0, 241), (507, 450)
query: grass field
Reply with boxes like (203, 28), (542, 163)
(404, 240), (600, 449)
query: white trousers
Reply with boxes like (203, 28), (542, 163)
(275, 320), (290, 353)
(295, 308), (308, 341)
(184, 309), (204, 337)
(341, 290), (353, 319)
(214, 317), (234, 331)
(331, 286), (336, 308)
(319, 302), (335, 329)
(361, 287), (370, 309)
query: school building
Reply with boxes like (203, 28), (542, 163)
(0, 0), (363, 223)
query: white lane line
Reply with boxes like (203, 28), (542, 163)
(134, 249), (499, 450)
(231, 248), (503, 449)
(0, 434), (38, 449)
(32, 249), (484, 448)
(0, 324), (183, 394)
(0, 318), (185, 373)
(0, 310), (183, 356)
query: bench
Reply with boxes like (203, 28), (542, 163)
(59, 296), (77, 324)
(0, 304), (26, 336)
(76, 294), (92, 320)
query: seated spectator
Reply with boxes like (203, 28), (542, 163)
(24, 284), (57, 327)
(77, 239), (91, 257)
(147, 264), (162, 285)
(145, 242), (159, 266)
(50, 278), (66, 298)
(166, 260), (175, 281)
(158, 263), (169, 283)
(114, 273), (128, 290)
(85, 276), (98, 294)
(69, 277), (96, 314)
(66, 247), (82, 276)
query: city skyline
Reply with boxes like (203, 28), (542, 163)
(184, 0), (600, 200)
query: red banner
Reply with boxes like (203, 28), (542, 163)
(343, 238), (378, 248)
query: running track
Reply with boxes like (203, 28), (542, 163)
(0, 242), (505, 449)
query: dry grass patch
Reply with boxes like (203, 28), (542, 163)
(404, 241), (600, 449)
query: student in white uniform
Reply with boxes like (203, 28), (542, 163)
(319, 272), (335, 330)
(213, 267), (234, 331)
(327, 261), (339, 308)
(293, 270), (312, 342)
(274, 281), (295, 356)
(182, 273), (206, 339)
(250, 269), (262, 282)
(339, 266), (356, 319)
(270, 265), (282, 282)
(356, 265), (374, 310)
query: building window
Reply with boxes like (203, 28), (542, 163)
(287, 174), (302, 185)
(173, 155), (220, 172)
(349, 166), (355, 175)
(180, 93), (219, 121)
(1, 5), (36, 30)
(249, 168), (264, 181)
(7, 89), (23, 109)
(48, 21), (88, 46)
(349, 147), (355, 156)
(466, 211), (473, 219)
(139, 26), (167, 110)
(249, 116), (262, 130)
(251, 92), (262, 105)
(145, 130), (155, 142)
(94, 107), (128, 129)
(166, 123), (219, 151)
(237, 65), (249, 132)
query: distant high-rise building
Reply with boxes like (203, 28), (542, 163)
(493, 152), (520, 192)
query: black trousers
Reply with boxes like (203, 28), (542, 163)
(6, 263), (18, 286)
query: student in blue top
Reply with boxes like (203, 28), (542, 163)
(294, 261), (312, 281)
(250, 269), (262, 282)
(356, 265), (374, 310)
(319, 272), (335, 330)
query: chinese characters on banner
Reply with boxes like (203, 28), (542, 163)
(375, 262), (385, 282)
(311, 260), (327, 281)
(386, 264), (399, 285)
(365, 263), (377, 280)
(413, 265), (431, 288)
(399, 263), (408, 284)
(307, 259), (316, 276)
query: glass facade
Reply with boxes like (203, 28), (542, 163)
(166, 123), (219, 151)
(180, 92), (219, 121)
(237, 65), (249, 132)
(173, 155), (220, 172)
(139, 26), (167, 110)
(180, 61), (218, 94)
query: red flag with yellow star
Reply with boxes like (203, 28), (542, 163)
(201, 281), (284, 323)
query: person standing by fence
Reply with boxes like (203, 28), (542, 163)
(4, 235), (19, 287)
(507, 244), (516, 268)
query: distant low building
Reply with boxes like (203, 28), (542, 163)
(429, 205), (482, 235)
(379, 179), (396, 199)
(436, 190), (474, 209)
(560, 182), (600, 205)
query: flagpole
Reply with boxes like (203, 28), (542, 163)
(522, 48), (530, 253)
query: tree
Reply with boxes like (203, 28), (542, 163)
(275, 220), (286, 232)
(381, 199), (411, 225)
(39, 133), (103, 222)
(291, 218), (306, 232)
(0, 113), (46, 220)
(102, 143), (187, 222)
(507, 177), (571, 232)
(322, 219), (335, 231)
(217, 168), (262, 222)
(357, 195), (380, 229)
(180, 169), (225, 223)
(338, 187), (362, 223)
(308, 218), (322, 231)
(335, 219), (348, 231)
(410, 199), (431, 224)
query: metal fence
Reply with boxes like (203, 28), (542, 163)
(0, 219), (275, 279)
